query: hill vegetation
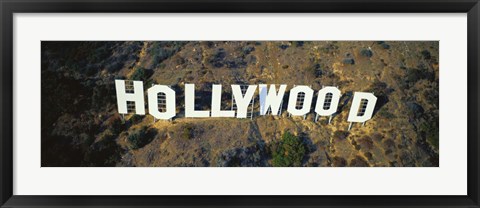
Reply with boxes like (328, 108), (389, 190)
(41, 41), (439, 167)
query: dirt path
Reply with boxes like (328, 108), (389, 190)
(126, 41), (150, 77)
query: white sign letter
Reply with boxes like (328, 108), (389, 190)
(315, 86), (341, 116)
(287, 85), (314, 116)
(211, 84), (235, 117)
(232, 85), (257, 118)
(259, 84), (287, 115)
(115, 80), (145, 115)
(148, 85), (176, 120)
(347, 92), (377, 123)
(185, 84), (210, 117)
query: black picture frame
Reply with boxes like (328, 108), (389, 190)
(1, 0), (479, 207)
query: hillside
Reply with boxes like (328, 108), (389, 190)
(41, 41), (439, 167)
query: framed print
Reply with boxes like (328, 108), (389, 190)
(1, 0), (479, 207)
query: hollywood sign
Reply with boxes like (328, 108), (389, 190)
(115, 80), (377, 125)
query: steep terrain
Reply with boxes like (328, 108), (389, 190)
(41, 41), (439, 167)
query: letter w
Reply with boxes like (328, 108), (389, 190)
(258, 84), (287, 115)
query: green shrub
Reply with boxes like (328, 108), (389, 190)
(150, 41), (186, 66)
(84, 132), (122, 167)
(129, 114), (143, 124)
(383, 139), (396, 150)
(378, 108), (396, 119)
(293, 41), (304, 47)
(403, 67), (435, 88)
(342, 58), (355, 65)
(371, 133), (384, 142)
(332, 156), (346, 167)
(360, 48), (373, 57)
(357, 136), (374, 150)
(321, 43), (339, 54)
(271, 132), (306, 167)
(130, 67), (146, 81)
(365, 152), (373, 161)
(419, 120), (439, 150)
(379, 42), (390, 49)
(306, 63), (323, 78)
(333, 130), (349, 142)
(366, 81), (392, 115)
(182, 123), (194, 140)
(106, 115), (123, 134)
(421, 50), (431, 60)
(127, 127), (147, 149)
(349, 155), (370, 167)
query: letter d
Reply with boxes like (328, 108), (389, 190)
(347, 92), (377, 123)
